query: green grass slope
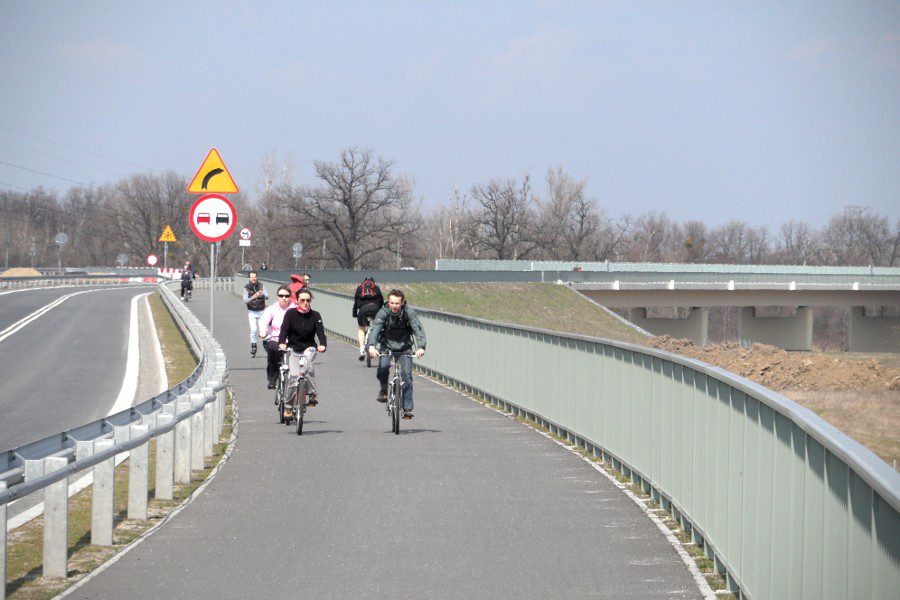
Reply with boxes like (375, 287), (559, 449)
(324, 282), (649, 345)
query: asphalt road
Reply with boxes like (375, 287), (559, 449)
(70, 288), (703, 599)
(0, 285), (155, 452)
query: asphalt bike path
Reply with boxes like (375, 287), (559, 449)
(71, 288), (702, 599)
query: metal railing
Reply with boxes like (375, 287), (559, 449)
(311, 287), (900, 600)
(0, 281), (229, 598)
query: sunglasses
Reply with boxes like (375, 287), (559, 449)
(277, 294), (291, 298)
(297, 298), (311, 303)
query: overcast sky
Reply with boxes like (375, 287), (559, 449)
(1, 1), (897, 227)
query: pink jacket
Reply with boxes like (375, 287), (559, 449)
(259, 301), (296, 341)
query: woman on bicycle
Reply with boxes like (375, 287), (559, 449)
(258, 284), (295, 390)
(278, 287), (327, 406)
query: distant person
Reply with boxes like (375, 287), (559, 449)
(243, 271), (268, 357)
(352, 276), (384, 361)
(288, 272), (311, 299)
(180, 260), (196, 301)
(278, 287), (327, 407)
(258, 284), (295, 390)
(367, 289), (426, 419)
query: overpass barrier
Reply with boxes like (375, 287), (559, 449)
(0, 282), (229, 598)
(312, 287), (899, 600)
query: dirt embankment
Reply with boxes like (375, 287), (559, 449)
(0, 267), (42, 278)
(647, 336), (900, 393)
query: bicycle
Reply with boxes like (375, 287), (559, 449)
(181, 280), (193, 302)
(276, 349), (309, 436)
(379, 350), (414, 434)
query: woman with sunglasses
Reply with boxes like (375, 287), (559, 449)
(277, 287), (327, 406)
(258, 284), (296, 390)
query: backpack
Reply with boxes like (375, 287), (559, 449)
(360, 280), (377, 300)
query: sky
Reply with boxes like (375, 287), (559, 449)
(1, 1), (898, 227)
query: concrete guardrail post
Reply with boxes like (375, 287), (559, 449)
(127, 424), (149, 520)
(155, 414), (175, 500)
(203, 392), (214, 459)
(175, 400), (192, 484)
(190, 393), (205, 471)
(91, 438), (115, 546)
(42, 456), (69, 578)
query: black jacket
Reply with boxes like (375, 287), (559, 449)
(352, 283), (384, 317)
(278, 308), (327, 352)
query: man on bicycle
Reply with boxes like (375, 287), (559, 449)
(352, 276), (384, 361)
(367, 289), (426, 419)
(180, 260), (195, 300)
(258, 284), (295, 390)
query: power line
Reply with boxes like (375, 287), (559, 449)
(0, 139), (129, 177)
(0, 124), (154, 170)
(0, 160), (102, 190)
(0, 181), (31, 192)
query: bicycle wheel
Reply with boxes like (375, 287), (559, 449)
(296, 378), (307, 436)
(392, 377), (402, 434)
(366, 349), (372, 368)
(276, 382), (285, 424)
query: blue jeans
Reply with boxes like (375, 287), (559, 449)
(377, 353), (413, 410)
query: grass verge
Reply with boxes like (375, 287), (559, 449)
(4, 292), (234, 599)
(323, 282), (649, 345)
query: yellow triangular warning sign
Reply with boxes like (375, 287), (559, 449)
(159, 226), (178, 242)
(187, 148), (238, 194)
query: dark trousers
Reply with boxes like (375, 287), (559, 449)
(263, 339), (281, 384)
(376, 353), (413, 410)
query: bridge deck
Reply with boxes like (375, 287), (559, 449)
(73, 289), (702, 599)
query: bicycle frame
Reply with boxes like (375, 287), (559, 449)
(380, 350), (414, 434)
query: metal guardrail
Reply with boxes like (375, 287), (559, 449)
(0, 276), (164, 289)
(0, 281), (229, 597)
(311, 287), (900, 600)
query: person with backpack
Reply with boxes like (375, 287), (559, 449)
(242, 270), (269, 357)
(352, 276), (384, 361)
(367, 289), (426, 419)
(180, 260), (196, 300)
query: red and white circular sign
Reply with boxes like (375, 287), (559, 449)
(188, 194), (238, 243)
(239, 227), (252, 240)
(147, 254), (158, 266)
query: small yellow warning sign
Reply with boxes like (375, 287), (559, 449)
(159, 226), (178, 242)
(187, 148), (238, 194)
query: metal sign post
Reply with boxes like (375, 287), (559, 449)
(209, 242), (216, 336)
(164, 242), (168, 270)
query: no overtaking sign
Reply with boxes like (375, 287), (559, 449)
(189, 194), (238, 243)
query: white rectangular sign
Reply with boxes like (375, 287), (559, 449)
(239, 240), (251, 247)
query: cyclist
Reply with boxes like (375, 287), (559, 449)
(367, 289), (426, 419)
(258, 284), (295, 390)
(278, 287), (327, 407)
(243, 271), (269, 357)
(352, 276), (384, 361)
(179, 260), (196, 300)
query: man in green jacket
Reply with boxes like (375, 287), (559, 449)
(367, 289), (426, 419)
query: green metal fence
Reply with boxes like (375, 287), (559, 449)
(308, 285), (899, 600)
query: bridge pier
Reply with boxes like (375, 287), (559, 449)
(848, 306), (900, 353)
(627, 307), (708, 345)
(738, 306), (813, 351)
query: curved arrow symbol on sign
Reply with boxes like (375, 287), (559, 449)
(201, 168), (224, 190)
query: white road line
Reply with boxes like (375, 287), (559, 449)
(6, 291), (148, 531)
(0, 288), (109, 343)
(144, 294), (168, 391)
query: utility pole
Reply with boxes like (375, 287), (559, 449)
(320, 239), (326, 270)
(396, 239), (402, 269)
(4, 230), (9, 269)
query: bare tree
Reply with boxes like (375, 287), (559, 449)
(821, 206), (896, 266)
(776, 220), (818, 265)
(626, 211), (675, 262)
(278, 147), (418, 269)
(470, 173), (538, 260)
(535, 167), (601, 260)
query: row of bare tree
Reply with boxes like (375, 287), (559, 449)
(2, 147), (897, 274)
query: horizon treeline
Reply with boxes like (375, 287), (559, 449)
(1, 147), (897, 274)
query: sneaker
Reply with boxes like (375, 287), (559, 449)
(250, 342), (257, 358)
(358, 352), (365, 362)
(377, 389), (388, 403)
(307, 393), (318, 407)
(267, 381), (275, 390)
(402, 410), (414, 419)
